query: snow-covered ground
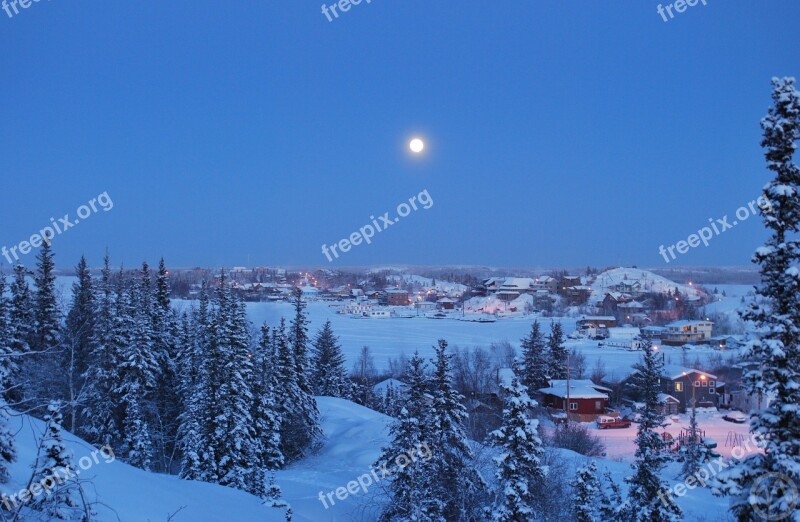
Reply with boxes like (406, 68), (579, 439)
(2, 398), (739, 521)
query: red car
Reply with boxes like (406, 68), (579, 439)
(596, 416), (632, 429)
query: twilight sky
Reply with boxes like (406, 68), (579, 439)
(1, 1), (798, 270)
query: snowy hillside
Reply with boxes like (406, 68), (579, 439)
(1, 413), (286, 521)
(0, 399), (393, 522)
(590, 267), (702, 303)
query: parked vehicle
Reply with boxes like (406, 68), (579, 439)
(723, 411), (747, 424)
(596, 416), (632, 429)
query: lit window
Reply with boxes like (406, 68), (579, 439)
(675, 382), (684, 392)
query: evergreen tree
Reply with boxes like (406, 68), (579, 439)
(178, 283), (213, 482)
(250, 324), (284, 497)
(715, 76), (800, 522)
(679, 400), (712, 477)
(274, 317), (320, 462)
(207, 280), (258, 492)
(0, 396), (14, 484)
(427, 339), (486, 521)
(81, 254), (120, 447)
(489, 361), (544, 522)
(9, 264), (34, 355)
(547, 321), (568, 380)
(376, 352), (438, 521)
(65, 255), (95, 385)
(32, 401), (79, 519)
(151, 259), (181, 473)
(285, 289), (322, 457)
(623, 345), (682, 521)
(571, 461), (603, 522)
(117, 267), (159, 469)
(310, 320), (350, 398)
(520, 320), (549, 393)
(64, 255), (95, 432)
(32, 241), (61, 354)
(0, 273), (18, 402)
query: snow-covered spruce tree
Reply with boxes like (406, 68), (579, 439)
(117, 267), (159, 470)
(623, 345), (682, 522)
(376, 352), (440, 521)
(0, 397), (14, 485)
(310, 320), (350, 398)
(64, 255), (96, 433)
(0, 273), (18, 401)
(520, 320), (549, 394)
(31, 401), (79, 520)
(489, 360), (544, 522)
(273, 317), (319, 463)
(428, 339), (486, 521)
(9, 264), (34, 356)
(0, 274), (16, 484)
(680, 400), (712, 478)
(204, 276), (258, 492)
(571, 461), (603, 522)
(26, 242), (63, 411)
(249, 323), (284, 497)
(714, 77), (800, 522)
(151, 258), (182, 473)
(547, 321), (568, 380)
(32, 241), (61, 355)
(81, 254), (121, 448)
(285, 289), (322, 455)
(288, 290), (322, 443)
(178, 283), (214, 482)
(65, 256), (95, 392)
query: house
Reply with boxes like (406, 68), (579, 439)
(559, 275), (582, 294)
(538, 379), (613, 422)
(658, 393), (681, 415)
(564, 285), (592, 305)
(576, 316), (618, 330)
(384, 289), (410, 306)
(496, 278), (535, 301)
(437, 297), (457, 310)
(659, 365), (724, 412)
(601, 292), (635, 316)
(532, 276), (558, 293)
(612, 279), (642, 296)
(661, 320), (714, 345)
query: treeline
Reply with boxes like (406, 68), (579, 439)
(0, 243), (346, 517)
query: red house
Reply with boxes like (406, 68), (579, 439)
(538, 379), (613, 422)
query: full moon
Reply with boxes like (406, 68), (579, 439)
(409, 138), (425, 154)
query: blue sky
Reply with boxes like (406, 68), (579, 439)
(1, 1), (798, 269)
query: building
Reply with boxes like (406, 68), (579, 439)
(436, 297), (457, 310)
(659, 365), (724, 412)
(496, 278), (535, 301)
(661, 320), (714, 345)
(576, 315), (618, 329)
(538, 379), (613, 422)
(532, 276), (558, 293)
(385, 289), (410, 306)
